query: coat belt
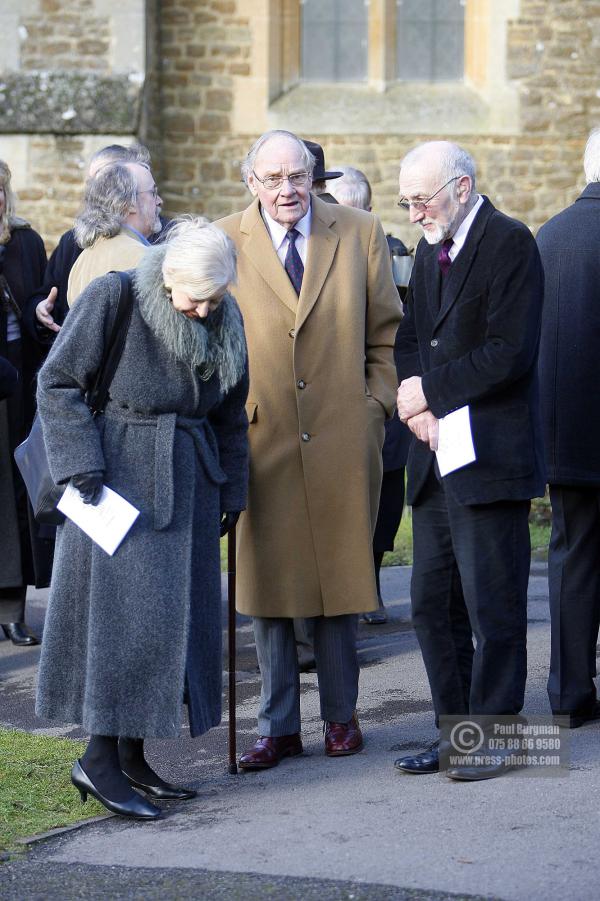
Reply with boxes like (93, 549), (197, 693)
(104, 406), (227, 530)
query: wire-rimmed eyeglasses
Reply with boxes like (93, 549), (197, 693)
(397, 176), (460, 212)
(138, 185), (160, 199)
(252, 170), (310, 191)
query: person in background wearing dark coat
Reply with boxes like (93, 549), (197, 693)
(394, 141), (545, 781)
(0, 160), (49, 646)
(0, 354), (18, 400)
(291, 140), (344, 668)
(302, 140), (343, 204)
(537, 127), (600, 728)
(329, 165), (412, 624)
(36, 217), (249, 820)
(23, 143), (163, 344)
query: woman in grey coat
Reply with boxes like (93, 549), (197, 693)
(36, 217), (249, 820)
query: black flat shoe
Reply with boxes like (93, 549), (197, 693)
(362, 608), (388, 625)
(1, 622), (40, 646)
(394, 740), (440, 774)
(122, 769), (197, 801)
(71, 760), (161, 819)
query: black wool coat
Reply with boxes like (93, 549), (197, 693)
(0, 224), (53, 590)
(0, 354), (17, 400)
(395, 196), (546, 506)
(537, 183), (600, 485)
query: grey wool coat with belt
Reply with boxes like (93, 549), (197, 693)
(35, 254), (249, 739)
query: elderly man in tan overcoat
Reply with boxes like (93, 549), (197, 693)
(217, 130), (401, 769)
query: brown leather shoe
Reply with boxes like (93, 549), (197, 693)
(238, 734), (303, 770)
(324, 713), (363, 756)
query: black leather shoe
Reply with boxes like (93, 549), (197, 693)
(361, 596), (388, 625)
(71, 760), (161, 819)
(394, 740), (440, 774)
(122, 769), (197, 801)
(1, 622), (40, 646)
(446, 746), (517, 782)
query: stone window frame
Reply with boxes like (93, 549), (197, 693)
(233, 0), (521, 137)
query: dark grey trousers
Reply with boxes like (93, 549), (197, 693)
(253, 614), (359, 736)
(547, 485), (600, 715)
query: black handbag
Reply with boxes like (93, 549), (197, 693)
(14, 271), (134, 525)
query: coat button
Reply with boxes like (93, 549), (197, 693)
(297, 379), (306, 389)
(430, 338), (439, 347)
(289, 328), (296, 338)
(301, 432), (311, 442)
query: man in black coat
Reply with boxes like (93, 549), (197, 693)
(537, 127), (600, 728)
(393, 141), (545, 781)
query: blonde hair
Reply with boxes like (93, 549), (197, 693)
(0, 160), (18, 245)
(162, 216), (237, 299)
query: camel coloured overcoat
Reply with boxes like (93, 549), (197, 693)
(217, 195), (402, 618)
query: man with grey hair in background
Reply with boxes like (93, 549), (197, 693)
(537, 127), (600, 729)
(217, 129), (401, 769)
(394, 141), (545, 781)
(67, 160), (162, 304)
(27, 143), (152, 339)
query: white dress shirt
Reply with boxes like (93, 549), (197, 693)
(261, 205), (312, 267)
(448, 194), (483, 262)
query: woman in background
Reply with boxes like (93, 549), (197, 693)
(0, 160), (50, 646)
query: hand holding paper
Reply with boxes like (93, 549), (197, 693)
(57, 482), (140, 556)
(435, 405), (477, 477)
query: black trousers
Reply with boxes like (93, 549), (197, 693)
(411, 469), (530, 723)
(547, 485), (600, 715)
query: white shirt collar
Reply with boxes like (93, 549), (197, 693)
(449, 194), (483, 260)
(261, 204), (312, 253)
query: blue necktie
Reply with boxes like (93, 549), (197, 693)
(284, 228), (304, 295)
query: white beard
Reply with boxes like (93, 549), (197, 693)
(420, 198), (463, 245)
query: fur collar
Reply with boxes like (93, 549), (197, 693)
(133, 245), (247, 394)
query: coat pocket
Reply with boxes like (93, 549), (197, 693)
(473, 403), (535, 480)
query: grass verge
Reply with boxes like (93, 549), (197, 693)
(0, 728), (104, 855)
(221, 505), (550, 571)
(383, 504), (550, 567)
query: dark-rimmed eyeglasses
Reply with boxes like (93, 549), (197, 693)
(252, 170), (310, 191)
(397, 176), (461, 212)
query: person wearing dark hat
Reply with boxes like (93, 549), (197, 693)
(329, 165), (412, 625)
(302, 140), (342, 204)
(291, 140), (343, 668)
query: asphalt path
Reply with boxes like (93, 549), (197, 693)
(1, 563), (599, 901)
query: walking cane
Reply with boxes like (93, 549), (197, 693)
(227, 524), (238, 774)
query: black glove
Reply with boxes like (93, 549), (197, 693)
(220, 511), (240, 537)
(72, 471), (104, 506)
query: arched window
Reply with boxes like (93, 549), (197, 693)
(396, 0), (465, 82)
(301, 0), (368, 82)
